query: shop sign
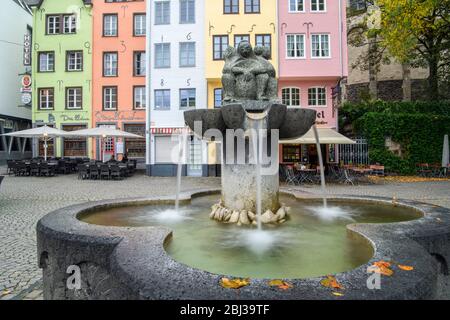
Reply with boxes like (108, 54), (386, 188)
(21, 74), (32, 88)
(21, 92), (32, 105)
(60, 114), (90, 122)
(95, 111), (144, 122)
(23, 34), (31, 66)
(151, 128), (190, 135)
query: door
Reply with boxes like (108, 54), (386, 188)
(97, 124), (116, 161)
(187, 136), (203, 177)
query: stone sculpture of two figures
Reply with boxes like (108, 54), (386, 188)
(222, 41), (278, 103)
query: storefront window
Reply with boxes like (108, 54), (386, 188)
(63, 125), (87, 157)
(124, 124), (145, 158)
(282, 145), (301, 163)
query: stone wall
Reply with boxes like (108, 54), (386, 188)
(346, 79), (430, 103)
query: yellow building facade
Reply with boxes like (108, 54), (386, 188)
(205, 0), (278, 170)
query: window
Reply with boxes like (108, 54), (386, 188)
(289, 0), (304, 12)
(103, 14), (118, 36)
(234, 35), (250, 48)
(103, 52), (118, 76)
(180, 89), (196, 108)
(47, 14), (77, 35)
(283, 145), (301, 163)
(155, 43), (170, 68)
(66, 51), (83, 71)
(155, 90), (171, 109)
(350, 0), (366, 10)
(47, 15), (60, 34)
(214, 88), (223, 108)
(124, 124), (145, 158)
(39, 88), (54, 110)
(255, 34), (271, 58)
(134, 86), (146, 109)
(63, 125), (87, 157)
(66, 87), (82, 109)
(103, 87), (118, 110)
(180, 0), (195, 23)
(213, 35), (228, 60)
(245, 0), (260, 13)
(134, 51), (146, 76)
(38, 52), (54, 72)
(134, 14), (146, 36)
(224, 0), (239, 14)
(311, 34), (330, 58)
(311, 0), (326, 12)
(179, 42), (196, 67)
(63, 15), (76, 34)
(308, 87), (327, 106)
(282, 88), (300, 106)
(155, 1), (170, 25)
(286, 34), (305, 58)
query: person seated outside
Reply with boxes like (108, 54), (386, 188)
(122, 153), (129, 163)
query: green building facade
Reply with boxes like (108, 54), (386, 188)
(30, 0), (92, 158)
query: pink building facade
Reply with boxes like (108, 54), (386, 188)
(92, 0), (146, 161)
(278, 0), (348, 165)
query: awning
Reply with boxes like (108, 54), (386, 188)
(280, 128), (356, 145)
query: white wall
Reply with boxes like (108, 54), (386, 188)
(0, 0), (32, 120)
(149, 0), (206, 126)
(148, 0), (206, 165)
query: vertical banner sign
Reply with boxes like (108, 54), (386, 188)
(23, 34), (32, 66)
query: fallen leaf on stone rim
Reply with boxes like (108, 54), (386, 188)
(367, 263), (394, 277)
(268, 279), (293, 290)
(332, 292), (344, 297)
(320, 275), (343, 290)
(220, 277), (250, 289)
(398, 265), (414, 271)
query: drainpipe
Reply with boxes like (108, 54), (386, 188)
(337, 0), (344, 133)
(145, 0), (152, 175)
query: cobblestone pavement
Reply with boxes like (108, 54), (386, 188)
(0, 168), (449, 300)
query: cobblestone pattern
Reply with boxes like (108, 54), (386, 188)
(1, 166), (449, 300)
(0, 168), (220, 300)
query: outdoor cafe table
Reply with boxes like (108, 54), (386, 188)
(296, 168), (316, 184)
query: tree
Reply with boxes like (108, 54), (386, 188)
(376, 0), (450, 100)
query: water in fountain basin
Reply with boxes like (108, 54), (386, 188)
(81, 194), (422, 279)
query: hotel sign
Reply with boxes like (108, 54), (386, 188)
(23, 34), (32, 66)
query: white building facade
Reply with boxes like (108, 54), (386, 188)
(146, 0), (207, 176)
(0, 0), (33, 164)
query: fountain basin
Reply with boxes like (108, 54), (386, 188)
(37, 189), (450, 300)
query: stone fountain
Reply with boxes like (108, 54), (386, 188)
(185, 41), (316, 225)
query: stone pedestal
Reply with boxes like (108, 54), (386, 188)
(221, 164), (279, 213)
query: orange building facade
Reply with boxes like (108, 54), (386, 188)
(92, 0), (146, 161)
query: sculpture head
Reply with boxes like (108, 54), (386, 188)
(254, 46), (271, 60)
(237, 41), (253, 58)
(223, 46), (236, 60)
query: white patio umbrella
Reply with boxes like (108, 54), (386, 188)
(443, 134), (449, 168)
(64, 127), (144, 162)
(1, 125), (68, 161)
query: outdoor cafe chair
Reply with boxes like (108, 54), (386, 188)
(77, 164), (89, 180)
(284, 166), (298, 186)
(30, 162), (40, 176)
(89, 165), (100, 180)
(100, 165), (110, 180)
(39, 163), (54, 177)
(110, 165), (123, 180)
(6, 160), (16, 176)
(15, 162), (29, 176)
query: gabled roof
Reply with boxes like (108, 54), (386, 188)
(26, 0), (92, 8)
